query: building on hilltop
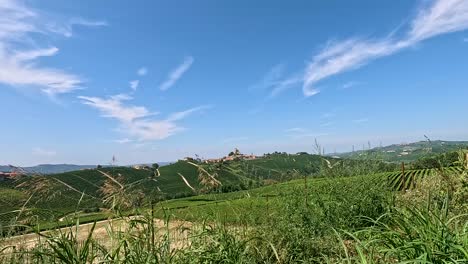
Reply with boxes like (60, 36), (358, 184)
(204, 158), (223, 163)
(203, 149), (257, 163)
(0, 171), (19, 181)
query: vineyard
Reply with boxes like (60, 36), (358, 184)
(0, 154), (326, 231)
(1, 156), (467, 262)
(1, 151), (464, 236)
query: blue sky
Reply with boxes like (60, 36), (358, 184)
(1, 0), (468, 166)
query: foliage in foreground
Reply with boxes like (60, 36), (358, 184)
(346, 202), (468, 263)
(0, 153), (467, 263)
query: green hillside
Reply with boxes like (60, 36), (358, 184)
(150, 173), (391, 226)
(2, 152), (465, 262)
(336, 140), (468, 162)
(0, 153), (326, 228)
(153, 165), (465, 223)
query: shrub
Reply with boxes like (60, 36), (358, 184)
(347, 202), (468, 263)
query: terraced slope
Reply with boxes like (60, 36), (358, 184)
(0, 154), (325, 228)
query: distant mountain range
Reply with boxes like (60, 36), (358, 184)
(0, 162), (173, 174)
(0, 164), (98, 174)
(335, 140), (468, 162)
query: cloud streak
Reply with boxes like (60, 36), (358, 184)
(166, 105), (212, 121)
(303, 38), (399, 97)
(79, 94), (209, 141)
(249, 64), (285, 91)
(159, 56), (194, 91)
(79, 94), (155, 123)
(250, 64), (302, 98)
(46, 17), (107, 38)
(0, 0), (105, 95)
(300, 0), (468, 97)
(129, 80), (139, 91)
(407, 0), (468, 43)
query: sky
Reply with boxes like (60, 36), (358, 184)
(1, 0), (468, 166)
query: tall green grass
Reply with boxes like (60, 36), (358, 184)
(0, 152), (466, 263)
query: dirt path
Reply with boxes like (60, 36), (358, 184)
(1, 217), (193, 251)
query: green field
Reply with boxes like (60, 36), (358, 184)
(155, 174), (385, 223)
(0, 153), (327, 228)
(1, 152), (467, 263)
(0, 151), (450, 229)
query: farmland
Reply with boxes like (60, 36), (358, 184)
(337, 140), (468, 162)
(0, 153), (329, 228)
(3, 0), (468, 261)
(1, 150), (467, 263)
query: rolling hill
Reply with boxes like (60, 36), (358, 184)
(335, 140), (468, 162)
(0, 164), (97, 174)
(0, 162), (173, 174)
(0, 153), (325, 228)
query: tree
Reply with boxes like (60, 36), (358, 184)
(313, 138), (323, 156)
(151, 163), (160, 178)
(234, 148), (241, 155)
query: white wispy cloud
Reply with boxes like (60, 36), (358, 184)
(300, 0), (468, 97)
(79, 94), (154, 123)
(13, 47), (59, 61)
(269, 75), (301, 98)
(32, 147), (56, 156)
(79, 94), (209, 141)
(46, 17), (107, 38)
(159, 56), (194, 91)
(250, 64), (302, 98)
(303, 38), (397, 97)
(0, 0), (105, 95)
(166, 105), (212, 121)
(406, 0), (468, 44)
(129, 80), (139, 91)
(126, 119), (180, 141)
(137, 67), (147, 76)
